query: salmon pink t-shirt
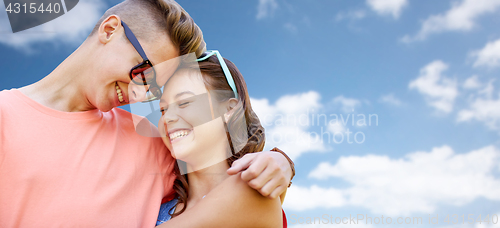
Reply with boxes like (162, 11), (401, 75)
(0, 89), (176, 227)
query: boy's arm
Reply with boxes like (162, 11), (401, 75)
(227, 147), (294, 200)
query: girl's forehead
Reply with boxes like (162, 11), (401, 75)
(163, 69), (208, 98)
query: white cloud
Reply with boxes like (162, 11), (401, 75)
(332, 96), (361, 113)
(457, 87), (500, 130)
(251, 92), (374, 156)
(289, 219), (374, 228)
(409, 60), (458, 113)
(284, 23), (298, 34)
(471, 38), (500, 69)
(474, 222), (499, 228)
(328, 122), (346, 134)
(286, 145), (500, 216)
(479, 80), (495, 98)
(256, 0), (278, 20)
(335, 10), (366, 22)
(366, 0), (408, 19)
(378, 93), (402, 106)
(401, 0), (500, 42)
(0, 0), (106, 52)
(457, 79), (500, 131)
(251, 91), (327, 160)
(284, 185), (346, 211)
(473, 219), (500, 228)
(463, 75), (482, 89)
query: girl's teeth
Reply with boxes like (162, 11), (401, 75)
(170, 131), (189, 140)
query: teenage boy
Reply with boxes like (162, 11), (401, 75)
(0, 0), (293, 227)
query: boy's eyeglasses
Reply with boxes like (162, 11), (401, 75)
(122, 21), (161, 102)
(197, 50), (239, 99)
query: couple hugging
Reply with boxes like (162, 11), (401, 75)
(0, 0), (294, 227)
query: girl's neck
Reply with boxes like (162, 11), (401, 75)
(184, 160), (230, 208)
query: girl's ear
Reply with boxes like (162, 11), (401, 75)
(223, 98), (239, 120)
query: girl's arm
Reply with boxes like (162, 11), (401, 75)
(156, 173), (283, 228)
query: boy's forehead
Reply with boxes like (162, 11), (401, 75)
(155, 56), (181, 87)
(141, 33), (180, 65)
(141, 35), (181, 86)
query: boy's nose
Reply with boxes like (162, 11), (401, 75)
(128, 83), (150, 103)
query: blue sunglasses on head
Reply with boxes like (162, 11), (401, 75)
(197, 50), (239, 99)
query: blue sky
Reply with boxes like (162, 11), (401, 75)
(1, 0), (500, 227)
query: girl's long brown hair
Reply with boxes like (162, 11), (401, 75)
(170, 54), (265, 217)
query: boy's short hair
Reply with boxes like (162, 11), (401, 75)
(90, 0), (206, 57)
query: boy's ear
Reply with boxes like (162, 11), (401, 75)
(98, 15), (121, 44)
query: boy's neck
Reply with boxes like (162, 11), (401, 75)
(19, 40), (97, 112)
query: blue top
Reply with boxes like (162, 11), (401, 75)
(156, 198), (178, 226)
